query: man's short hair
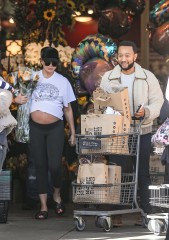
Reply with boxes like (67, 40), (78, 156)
(118, 40), (137, 53)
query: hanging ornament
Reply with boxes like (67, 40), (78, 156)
(71, 33), (117, 75)
(150, 0), (169, 27)
(151, 21), (169, 56)
(71, 34), (117, 95)
(94, 0), (128, 11)
(114, 0), (128, 9)
(79, 58), (113, 95)
(126, 0), (145, 16)
(98, 7), (133, 39)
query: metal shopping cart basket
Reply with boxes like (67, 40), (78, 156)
(72, 122), (145, 231)
(0, 170), (11, 223)
(147, 184), (169, 236)
(0, 131), (11, 223)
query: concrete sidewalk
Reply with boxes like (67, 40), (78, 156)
(0, 203), (166, 240)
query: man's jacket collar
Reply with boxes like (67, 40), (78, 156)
(108, 62), (147, 80)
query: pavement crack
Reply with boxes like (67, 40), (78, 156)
(56, 227), (75, 240)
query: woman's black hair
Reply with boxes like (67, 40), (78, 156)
(41, 46), (59, 60)
(118, 40), (138, 53)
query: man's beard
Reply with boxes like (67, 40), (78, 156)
(119, 61), (135, 71)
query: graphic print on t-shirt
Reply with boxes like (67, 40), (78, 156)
(32, 83), (59, 101)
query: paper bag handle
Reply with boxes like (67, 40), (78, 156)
(96, 96), (111, 102)
(79, 158), (92, 166)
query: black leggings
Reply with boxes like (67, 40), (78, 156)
(29, 119), (64, 194)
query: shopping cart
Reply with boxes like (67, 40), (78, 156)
(153, 144), (165, 156)
(0, 170), (11, 223)
(147, 184), (169, 236)
(0, 130), (11, 223)
(147, 141), (168, 236)
(150, 172), (166, 185)
(72, 122), (146, 231)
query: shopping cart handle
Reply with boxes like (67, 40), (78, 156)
(132, 116), (144, 121)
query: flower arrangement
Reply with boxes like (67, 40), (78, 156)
(9, 0), (90, 46)
(7, 66), (39, 96)
(24, 39), (51, 68)
(7, 67), (39, 143)
(24, 43), (42, 68)
(56, 44), (75, 67)
(24, 40), (75, 69)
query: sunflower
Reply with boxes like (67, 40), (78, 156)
(43, 9), (56, 21)
(78, 96), (87, 105)
(66, 0), (76, 10)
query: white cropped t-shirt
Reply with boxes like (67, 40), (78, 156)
(30, 71), (76, 120)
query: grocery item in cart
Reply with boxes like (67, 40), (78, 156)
(77, 161), (108, 185)
(76, 160), (109, 203)
(93, 87), (131, 122)
(75, 158), (122, 204)
(108, 165), (121, 203)
(80, 114), (130, 154)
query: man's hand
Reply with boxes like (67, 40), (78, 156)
(134, 106), (145, 118)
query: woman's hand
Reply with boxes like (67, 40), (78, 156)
(68, 133), (76, 147)
(13, 93), (28, 105)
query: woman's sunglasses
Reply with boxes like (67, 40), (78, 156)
(43, 59), (58, 67)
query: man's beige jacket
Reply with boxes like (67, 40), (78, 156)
(100, 62), (164, 135)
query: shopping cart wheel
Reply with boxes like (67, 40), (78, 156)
(74, 217), (86, 231)
(95, 216), (111, 232)
(141, 216), (148, 228)
(148, 219), (164, 236)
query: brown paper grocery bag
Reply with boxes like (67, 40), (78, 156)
(81, 114), (123, 135)
(81, 114), (123, 154)
(93, 87), (131, 122)
(80, 114), (129, 154)
(107, 165), (121, 204)
(74, 162), (109, 203)
(77, 162), (108, 184)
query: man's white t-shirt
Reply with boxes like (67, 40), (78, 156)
(121, 72), (135, 116)
(30, 70), (76, 120)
